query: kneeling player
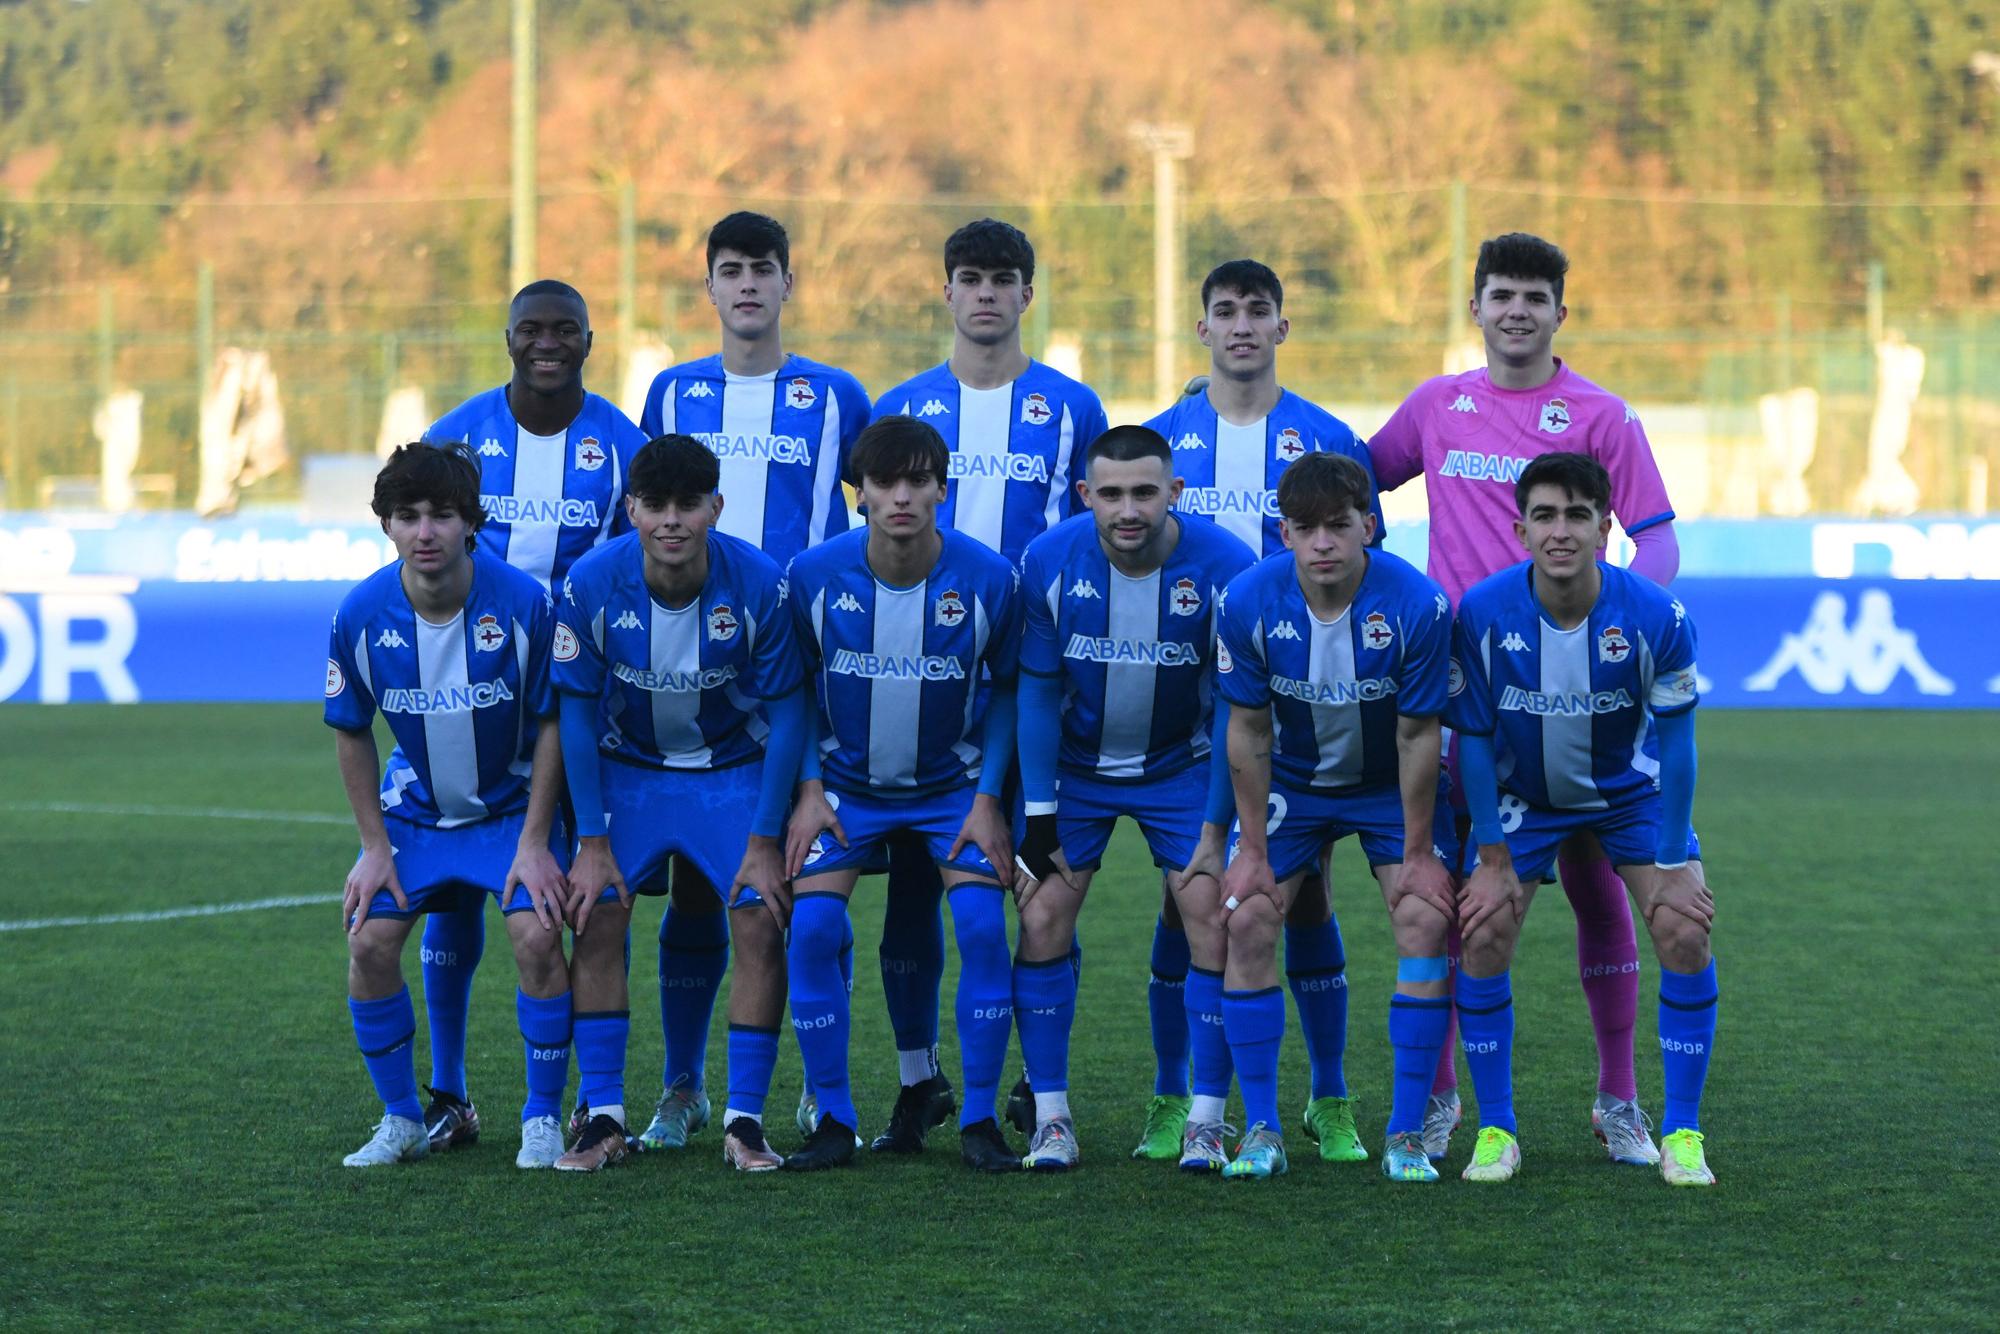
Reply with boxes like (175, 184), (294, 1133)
(1447, 453), (1716, 1186)
(328, 442), (573, 1169)
(552, 435), (810, 1173)
(1012, 425), (1254, 1169)
(782, 415), (1024, 1173)
(1213, 453), (1458, 1181)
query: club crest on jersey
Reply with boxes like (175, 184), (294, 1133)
(1448, 659), (1466, 696)
(612, 610), (642, 630)
(474, 614), (506, 651)
(1020, 392), (1053, 426)
(553, 623), (579, 663)
(785, 377), (818, 411)
(325, 658), (346, 697)
(1170, 577), (1202, 616)
(1274, 428), (1307, 462)
(1362, 611), (1394, 650)
(707, 604), (739, 642)
(1538, 399), (1571, 435)
(576, 437), (607, 471)
(1598, 624), (1631, 663)
(935, 589), (967, 628)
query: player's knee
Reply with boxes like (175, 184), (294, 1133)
(947, 887), (1009, 971)
(347, 925), (402, 978)
(1390, 893), (1450, 954)
(1647, 906), (1709, 973)
(729, 904), (781, 962)
(789, 895), (848, 963)
(1226, 897), (1281, 954)
(1460, 924), (1514, 977)
(506, 921), (567, 988)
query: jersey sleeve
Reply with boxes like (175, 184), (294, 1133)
(1647, 593), (1700, 716)
(1397, 579), (1453, 718)
(1337, 423), (1389, 546)
(741, 566), (807, 702)
(1065, 393), (1110, 518)
(606, 414), (647, 539)
(323, 602), (376, 731)
(785, 558), (825, 673)
(1444, 610), (1497, 737)
(981, 566), (1023, 685)
(1597, 404), (1676, 535)
(552, 570), (607, 698)
(1018, 544), (1063, 678)
(524, 590), (558, 717)
(1212, 579), (1271, 710)
(639, 374), (668, 439)
(1365, 388), (1427, 492)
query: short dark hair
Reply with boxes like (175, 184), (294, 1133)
(630, 434), (721, 503)
(849, 415), (949, 486)
(1474, 233), (1568, 306)
(1084, 424), (1172, 474)
(707, 211), (790, 274)
(372, 441), (485, 551)
(1514, 452), (1610, 515)
(943, 218), (1034, 284)
(1201, 259), (1283, 314)
(1276, 452), (1373, 529)
(509, 279), (587, 320)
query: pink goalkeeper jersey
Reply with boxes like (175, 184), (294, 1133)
(1367, 360), (1675, 605)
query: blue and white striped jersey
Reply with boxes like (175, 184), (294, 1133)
(639, 353), (870, 569)
(1144, 389), (1385, 557)
(1447, 562), (1699, 811)
(873, 361), (1108, 562)
(787, 528), (1020, 796)
(324, 551), (556, 829)
(1020, 512), (1255, 782)
(552, 530), (802, 772)
(1215, 549), (1451, 792)
(425, 388), (648, 590)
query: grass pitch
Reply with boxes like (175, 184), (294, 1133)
(1, 706), (1992, 1330)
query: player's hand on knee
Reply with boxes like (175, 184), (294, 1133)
(565, 837), (626, 932)
(732, 835), (791, 930)
(1458, 860), (1524, 940)
(952, 793), (1014, 889)
(1391, 847), (1457, 923)
(1180, 824), (1227, 888)
(1644, 863), (1712, 930)
(507, 842), (568, 932)
(1011, 813), (1071, 909)
(1221, 847), (1277, 915)
(344, 844), (403, 935)
(784, 781), (844, 880)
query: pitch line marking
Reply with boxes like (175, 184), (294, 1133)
(0, 894), (339, 933)
(0, 800), (349, 827)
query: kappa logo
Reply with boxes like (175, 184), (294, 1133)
(575, 437), (607, 471)
(785, 377), (817, 411)
(1269, 620), (1301, 641)
(1745, 589), (1955, 697)
(935, 589), (967, 628)
(707, 603), (739, 642)
(1067, 578), (1100, 600)
(1538, 398), (1572, 435)
(683, 381), (716, 399)
(1362, 611), (1394, 650)
(1449, 394), (1478, 414)
(562, 577), (577, 605)
(1020, 392), (1053, 426)
(1597, 624), (1631, 664)
(1624, 404), (1640, 424)
(832, 591), (864, 613)
(1170, 577), (1201, 616)
(553, 623), (579, 663)
(1671, 598), (1687, 626)
(1274, 427), (1307, 462)
(474, 613), (506, 651)
(1499, 631), (1530, 653)
(324, 658), (346, 697)
(374, 629), (409, 649)
(1435, 592), (1450, 618)
(916, 399), (951, 418)
(612, 610), (642, 630)
(478, 439), (507, 457)
(1172, 432), (1206, 451)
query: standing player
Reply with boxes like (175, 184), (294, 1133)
(1445, 453), (1716, 1187)
(1012, 425), (1255, 1169)
(1367, 234), (1681, 1166)
(413, 280), (647, 1156)
(1142, 259), (1387, 1164)
(781, 416), (1024, 1173)
(863, 218), (1106, 1154)
(1211, 453), (1458, 1181)
(548, 436), (810, 1173)
(327, 442), (574, 1170)
(631, 212), (870, 1152)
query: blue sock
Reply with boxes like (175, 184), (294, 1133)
(420, 902), (483, 1099)
(1286, 917), (1349, 1100)
(516, 989), (571, 1121)
(658, 903), (729, 1090)
(949, 885), (1013, 1127)
(1387, 994), (1451, 1135)
(838, 910), (855, 995)
(1456, 971), (1516, 1134)
(880, 838), (946, 1060)
(788, 894), (856, 1131)
(573, 1010), (630, 1122)
(1222, 986), (1286, 1130)
(725, 1024), (780, 1120)
(1012, 955), (1076, 1096)
(1658, 959), (1718, 1135)
(1185, 966), (1233, 1100)
(1149, 917), (1191, 1096)
(350, 988), (423, 1122)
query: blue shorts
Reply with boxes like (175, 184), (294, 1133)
(1461, 792), (1703, 883)
(1228, 781), (1457, 883)
(354, 810), (568, 922)
(1051, 764), (1207, 873)
(601, 758), (766, 908)
(799, 785), (1000, 881)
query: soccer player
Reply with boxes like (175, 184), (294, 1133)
(1211, 453), (1457, 1181)
(1144, 259), (1388, 1164)
(547, 435), (810, 1173)
(1367, 233), (1680, 1166)
(1012, 424), (1255, 1169)
(327, 441), (573, 1170)
(631, 212), (870, 1152)
(863, 218), (1106, 1153)
(412, 280), (647, 1156)
(781, 415), (1024, 1173)
(1445, 453), (1715, 1187)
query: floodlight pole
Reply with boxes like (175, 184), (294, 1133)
(510, 0), (537, 293)
(1131, 123), (1193, 407)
